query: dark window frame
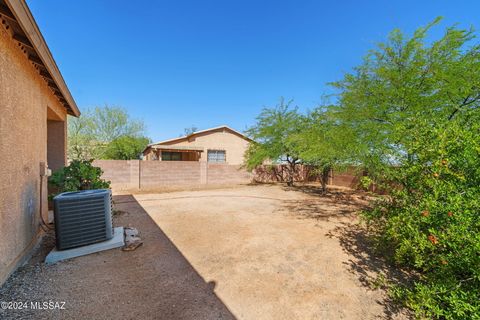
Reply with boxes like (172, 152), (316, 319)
(162, 151), (182, 161)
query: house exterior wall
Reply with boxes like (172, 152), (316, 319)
(47, 120), (67, 172)
(150, 128), (250, 165)
(0, 24), (67, 284)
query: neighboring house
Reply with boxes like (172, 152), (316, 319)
(0, 0), (80, 284)
(143, 125), (252, 165)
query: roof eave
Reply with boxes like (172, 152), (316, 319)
(3, 0), (80, 117)
(147, 125), (252, 147)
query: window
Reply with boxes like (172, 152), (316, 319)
(207, 150), (226, 163)
(162, 151), (182, 161)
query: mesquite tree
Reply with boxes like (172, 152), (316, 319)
(245, 99), (303, 186)
(68, 105), (147, 160)
(331, 18), (480, 318)
(291, 107), (356, 193)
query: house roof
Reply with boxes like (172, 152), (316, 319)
(144, 125), (252, 153)
(0, 0), (80, 117)
(151, 145), (205, 152)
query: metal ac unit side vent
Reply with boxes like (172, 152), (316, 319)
(53, 189), (113, 250)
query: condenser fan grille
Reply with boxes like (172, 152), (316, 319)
(53, 189), (113, 250)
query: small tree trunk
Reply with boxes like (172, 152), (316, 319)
(286, 159), (296, 187)
(320, 166), (331, 194)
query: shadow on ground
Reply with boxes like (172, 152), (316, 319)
(284, 185), (411, 319)
(0, 195), (235, 320)
(327, 221), (412, 319)
(279, 184), (371, 221)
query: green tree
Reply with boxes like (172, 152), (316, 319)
(331, 18), (480, 189)
(291, 107), (356, 193)
(330, 18), (480, 318)
(245, 98), (303, 186)
(67, 110), (98, 160)
(91, 105), (145, 143)
(103, 136), (150, 160)
(68, 105), (147, 160)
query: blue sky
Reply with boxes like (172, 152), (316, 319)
(27, 0), (480, 142)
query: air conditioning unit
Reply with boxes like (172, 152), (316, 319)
(53, 189), (113, 250)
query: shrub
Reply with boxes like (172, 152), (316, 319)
(363, 118), (480, 319)
(103, 135), (150, 160)
(359, 176), (374, 191)
(49, 159), (111, 197)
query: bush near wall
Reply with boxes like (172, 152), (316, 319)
(253, 164), (313, 183)
(49, 160), (111, 197)
(253, 164), (365, 189)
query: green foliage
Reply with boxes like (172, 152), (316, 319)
(291, 106), (357, 191)
(365, 118), (480, 319)
(90, 105), (145, 143)
(331, 18), (480, 319)
(67, 110), (98, 160)
(360, 176), (374, 191)
(245, 98), (304, 186)
(68, 105), (146, 160)
(103, 136), (150, 160)
(49, 160), (111, 196)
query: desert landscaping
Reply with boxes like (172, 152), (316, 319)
(0, 185), (409, 319)
(1, 1), (479, 319)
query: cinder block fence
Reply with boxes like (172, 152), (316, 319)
(93, 160), (363, 192)
(93, 160), (253, 191)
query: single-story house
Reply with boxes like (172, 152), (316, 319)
(0, 0), (79, 284)
(143, 125), (252, 165)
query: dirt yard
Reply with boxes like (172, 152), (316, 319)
(0, 184), (408, 319)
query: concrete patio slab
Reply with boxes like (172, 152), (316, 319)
(45, 227), (124, 264)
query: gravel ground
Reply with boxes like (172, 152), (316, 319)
(0, 184), (409, 319)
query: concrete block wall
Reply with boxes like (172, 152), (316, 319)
(93, 160), (253, 191)
(330, 170), (362, 189)
(93, 160), (363, 192)
(140, 161), (202, 189)
(253, 164), (364, 189)
(207, 164), (252, 184)
(253, 165), (311, 183)
(94, 160), (139, 190)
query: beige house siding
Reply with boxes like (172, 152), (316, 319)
(0, 18), (67, 284)
(146, 127), (250, 165)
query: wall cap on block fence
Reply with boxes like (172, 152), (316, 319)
(93, 160), (253, 191)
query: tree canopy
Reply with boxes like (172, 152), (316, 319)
(330, 18), (480, 186)
(245, 98), (304, 186)
(68, 105), (149, 160)
(103, 136), (151, 160)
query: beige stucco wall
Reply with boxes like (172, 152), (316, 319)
(0, 24), (67, 284)
(152, 128), (250, 165)
(47, 120), (67, 172)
